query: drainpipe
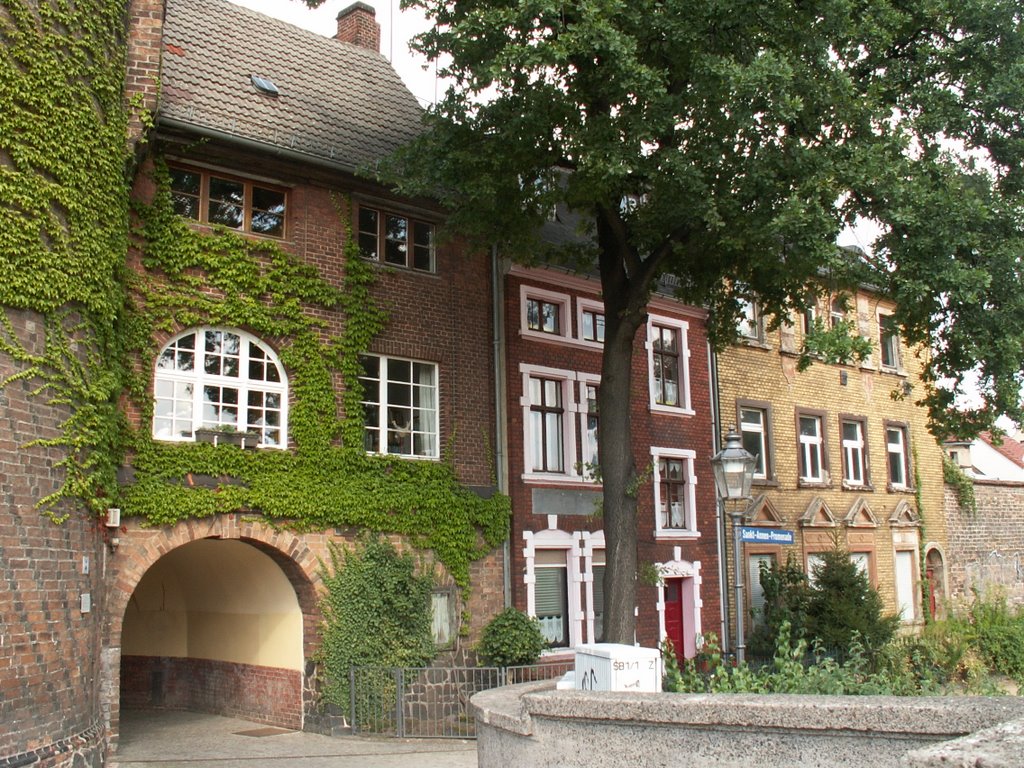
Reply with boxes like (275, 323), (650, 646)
(492, 245), (511, 608)
(708, 341), (731, 654)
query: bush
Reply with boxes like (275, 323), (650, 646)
(804, 545), (899, 654)
(477, 608), (546, 666)
(748, 555), (810, 657)
(960, 592), (1024, 683)
(318, 535), (436, 708)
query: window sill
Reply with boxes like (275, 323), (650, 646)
(649, 403), (696, 417)
(521, 473), (596, 487)
(519, 328), (601, 348)
(841, 482), (874, 492)
(737, 337), (771, 350)
(879, 365), (908, 378)
(797, 479), (831, 489)
(752, 478), (779, 488)
(655, 530), (700, 541)
(887, 483), (913, 493)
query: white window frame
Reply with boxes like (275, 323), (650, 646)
(580, 530), (605, 644)
(360, 353), (439, 459)
(152, 327), (288, 448)
(576, 297), (606, 347)
(646, 314), (694, 415)
(798, 414), (826, 483)
(737, 298), (762, 341)
(520, 364), (580, 483)
(739, 406), (769, 480)
(523, 528), (584, 651)
(878, 311), (902, 371)
(887, 424), (910, 489)
(520, 285), (571, 343)
(577, 374), (601, 481)
(841, 418), (867, 487)
(652, 447), (699, 539)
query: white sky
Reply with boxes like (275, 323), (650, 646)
(230, 0), (444, 107)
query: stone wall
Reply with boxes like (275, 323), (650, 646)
(944, 480), (1024, 607)
(472, 681), (1024, 768)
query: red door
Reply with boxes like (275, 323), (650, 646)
(664, 579), (684, 663)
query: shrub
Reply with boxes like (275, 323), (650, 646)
(804, 544), (900, 654)
(318, 535), (436, 708)
(477, 608), (546, 666)
(962, 592), (1024, 683)
(748, 555), (810, 657)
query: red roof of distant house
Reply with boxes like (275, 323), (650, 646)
(979, 431), (1024, 469)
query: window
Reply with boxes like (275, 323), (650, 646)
(840, 417), (868, 487)
(169, 165), (286, 238)
(591, 551), (605, 643)
(850, 552), (871, 581)
(737, 298), (762, 340)
(431, 589), (456, 647)
(647, 315), (692, 413)
(830, 296), (847, 328)
(359, 354), (438, 458)
(580, 380), (600, 476)
(748, 553), (777, 629)
(894, 550), (918, 622)
(529, 376), (565, 473)
(879, 313), (901, 369)
(152, 328), (287, 447)
(519, 287), (571, 342)
(739, 405), (770, 480)
(580, 308), (605, 343)
(527, 297), (561, 335)
(797, 412), (826, 483)
(534, 549), (569, 647)
(806, 553), (827, 586)
(886, 423), (910, 488)
(652, 448), (698, 537)
(358, 206), (434, 272)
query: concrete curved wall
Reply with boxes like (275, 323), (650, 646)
(0, 308), (108, 767)
(472, 681), (1024, 768)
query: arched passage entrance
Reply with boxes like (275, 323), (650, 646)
(117, 534), (318, 730)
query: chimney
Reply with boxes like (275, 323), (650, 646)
(335, 2), (381, 52)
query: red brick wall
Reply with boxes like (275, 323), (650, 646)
(0, 308), (108, 767)
(503, 267), (721, 650)
(121, 656), (303, 729)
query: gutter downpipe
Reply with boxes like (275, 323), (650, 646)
(708, 341), (731, 655)
(492, 245), (511, 608)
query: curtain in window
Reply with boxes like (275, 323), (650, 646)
(535, 558), (568, 647)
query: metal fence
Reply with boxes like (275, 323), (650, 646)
(348, 662), (574, 738)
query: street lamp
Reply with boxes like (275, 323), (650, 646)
(710, 427), (756, 664)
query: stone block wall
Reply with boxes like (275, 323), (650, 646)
(944, 480), (1024, 607)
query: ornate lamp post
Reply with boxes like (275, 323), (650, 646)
(710, 427), (756, 664)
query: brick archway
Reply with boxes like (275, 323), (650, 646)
(104, 514), (330, 744)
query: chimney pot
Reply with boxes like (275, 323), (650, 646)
(336, 2), (381, 53)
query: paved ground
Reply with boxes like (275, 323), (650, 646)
(110, 710), (478, 768)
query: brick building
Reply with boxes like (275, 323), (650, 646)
(3, 1), (503, 765)
(716, 284), (950, 645)
(501, 262), (722, 660)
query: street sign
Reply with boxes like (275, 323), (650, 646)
(739, 526), (795, 545)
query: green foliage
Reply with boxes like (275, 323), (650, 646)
(318, 536), (436, 708)
(798, 316), (873, 372)
(748, 548), (898, 657)
(943, 454), (978, 516)
(476, 607), (546, 667)
(0, 0), (131, 518)
(804, 546), (900, 652)
(951, 592), (1024, 685)
(747, 555), (810, 658)
(113, 161), (510, 585)
(394, 0), (1024, 645)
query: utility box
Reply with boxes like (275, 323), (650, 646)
(574, 643), (662, 692)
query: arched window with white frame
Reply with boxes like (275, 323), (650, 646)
(152, 327), (288, 448)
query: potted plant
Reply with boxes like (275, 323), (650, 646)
(193, 424), (261, 449)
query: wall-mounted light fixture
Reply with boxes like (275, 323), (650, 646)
(106, 508), (121, 551)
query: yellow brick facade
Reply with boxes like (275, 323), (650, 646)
(716, 289), (950, 640)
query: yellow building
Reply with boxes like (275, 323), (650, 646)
(716, 286), (949, 645)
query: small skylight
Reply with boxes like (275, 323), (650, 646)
(251, 74), (280, 97)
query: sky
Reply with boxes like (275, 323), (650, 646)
(230, 0), (444, 107)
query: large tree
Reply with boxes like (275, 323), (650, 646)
(387, 0), (1024, 643)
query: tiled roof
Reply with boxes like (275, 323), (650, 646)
(979, 431), (1024, 469)
(159, 0), (424, 171)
